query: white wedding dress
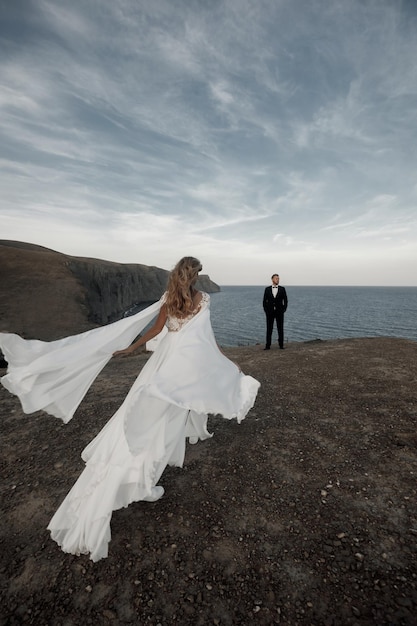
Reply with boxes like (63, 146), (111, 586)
(0, 293), (260, 561)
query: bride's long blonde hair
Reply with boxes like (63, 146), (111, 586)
(165, 257), (202, 317)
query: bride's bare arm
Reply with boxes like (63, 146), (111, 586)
(113, 305), (168, 357)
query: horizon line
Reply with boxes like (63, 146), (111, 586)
(217, 284), (417, 288)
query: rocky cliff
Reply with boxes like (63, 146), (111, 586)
(0, 241), (220, 340)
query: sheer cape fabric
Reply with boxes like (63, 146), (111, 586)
(0, 293), (260, 561)
(0, 299), (162, 422)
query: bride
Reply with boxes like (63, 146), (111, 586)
(0, 257), (260, 561)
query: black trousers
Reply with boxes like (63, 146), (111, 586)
(265, 310), (284, 348)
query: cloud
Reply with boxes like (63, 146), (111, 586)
(1, 0), (416, 285)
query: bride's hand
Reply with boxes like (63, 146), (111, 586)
(113, 347), (134, 357)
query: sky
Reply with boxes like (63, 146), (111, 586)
(1, 0), (417, 286)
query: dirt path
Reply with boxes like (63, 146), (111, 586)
(1, 337), (416, 625)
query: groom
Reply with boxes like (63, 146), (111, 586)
(263, 274), (288, 350)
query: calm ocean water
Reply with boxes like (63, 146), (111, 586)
(209, 286), (417, 347)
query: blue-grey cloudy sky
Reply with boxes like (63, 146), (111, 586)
(1, 0), (416, 285)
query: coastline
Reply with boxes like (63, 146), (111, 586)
(1, 336), (416, 624)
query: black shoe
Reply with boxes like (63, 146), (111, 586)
(264, 346), (270, 350)
(279, 346), (284, 349)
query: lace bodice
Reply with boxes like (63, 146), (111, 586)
(166, 292), (210, 332)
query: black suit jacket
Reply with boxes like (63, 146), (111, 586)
(263, 285), (288, 314)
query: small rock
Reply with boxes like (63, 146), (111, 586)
(102, 609), (116, 620)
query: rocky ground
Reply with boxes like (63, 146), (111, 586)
(0, 337), (416, 625)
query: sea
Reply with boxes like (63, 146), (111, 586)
(209, 286), (417, 347)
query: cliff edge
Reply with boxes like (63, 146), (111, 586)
(0, 240), (220, 340)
